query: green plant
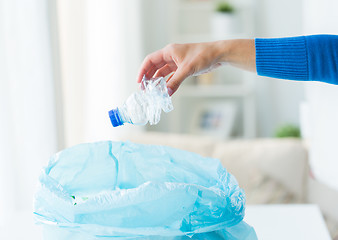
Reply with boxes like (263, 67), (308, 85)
(275, 124), (301, 138)
(216, 1), (234, 13)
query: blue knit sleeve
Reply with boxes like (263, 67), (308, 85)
(255, 35), (338, 84)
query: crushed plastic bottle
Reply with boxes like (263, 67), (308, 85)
(109, 76), (173, 127)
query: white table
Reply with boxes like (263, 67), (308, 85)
(0, 211), (42, 240)
(245, 204), (331, 240)
(0, 205), (331, 240)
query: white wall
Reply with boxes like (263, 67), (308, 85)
(255, 0), (305, 137)
(302, 0), (338, 190)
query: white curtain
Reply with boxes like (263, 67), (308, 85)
(58, 0), (144, 147)
(0, 0), (57, 226)
(0, 1), (143, 238)
(0, 0), (144, 234)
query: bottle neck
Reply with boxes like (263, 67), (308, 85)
(116, 106), (130, 123)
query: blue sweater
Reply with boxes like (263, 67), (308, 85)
(255, 35), (338, 84)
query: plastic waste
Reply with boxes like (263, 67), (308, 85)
(34, 141), (257, 240)
(108, 76), (173, 127)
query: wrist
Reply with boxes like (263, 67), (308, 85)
(217, 39), (256, 72)
(215, 40), (232, 63)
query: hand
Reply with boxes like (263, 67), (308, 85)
(137, 42), (226, 96)
(137, 39), (256, 96)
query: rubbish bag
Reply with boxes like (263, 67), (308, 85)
(34, 141), (257, 240)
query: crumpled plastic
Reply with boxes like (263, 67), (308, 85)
(140, 76), (173, 125)
(34, 141), (257, 240)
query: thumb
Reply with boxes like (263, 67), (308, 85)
(166, 67), (190, 96)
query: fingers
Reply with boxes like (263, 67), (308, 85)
(154, 64), (177, 78)
(137, 43), (192, 96)
(145, 65), (159, 80)
(166, 67), (191, 96)
(137, 50), (172, 83)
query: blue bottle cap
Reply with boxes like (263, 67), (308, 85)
(108, 108), (124, 127)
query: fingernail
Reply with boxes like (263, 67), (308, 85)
(167, 87), (174, 96)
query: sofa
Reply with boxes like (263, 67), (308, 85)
(123, 132), (307, 204)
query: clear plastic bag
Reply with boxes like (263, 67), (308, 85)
(34, 141), (257, 240)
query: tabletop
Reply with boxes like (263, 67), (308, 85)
(0, 204), (331, 240)
(245, 204), (331, 240)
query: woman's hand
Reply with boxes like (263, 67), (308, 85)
(137, 39), (256, 96)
